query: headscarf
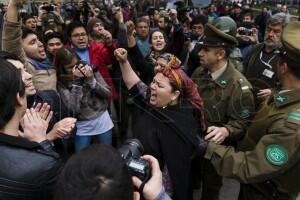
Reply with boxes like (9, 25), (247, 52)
(155, 53), (206, 130)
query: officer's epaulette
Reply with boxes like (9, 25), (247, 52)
(286, 110), (300, 126)
(237, 78), (251, 93)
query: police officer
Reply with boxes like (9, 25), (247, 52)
(192, 22), (255, 200)
(198, 21), (300, 200)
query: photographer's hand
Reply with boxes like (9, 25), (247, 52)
(72, 63), (86, 78)
(132, 155), (163, 200)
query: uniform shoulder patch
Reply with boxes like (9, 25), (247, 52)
(287, 111), (300, 125)
(265, 145), (288, 166)
(237, 78), (251, 93)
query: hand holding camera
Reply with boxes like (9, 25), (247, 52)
(72, 61), (94, 79)
(132, 155), (163, 200)
(236, 27), (258, 43)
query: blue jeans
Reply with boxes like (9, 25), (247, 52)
(75, 129), (112, 152)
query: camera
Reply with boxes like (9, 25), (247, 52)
(118, 139), (150, 182)
(238, 29), (253, 36)
(42, 5), (54, 12)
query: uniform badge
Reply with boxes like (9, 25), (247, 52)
(220, 80), (227, 86)
(265, 145), (288, 166)
(275, 95), (287, 104)
(240, 108), (250, 119)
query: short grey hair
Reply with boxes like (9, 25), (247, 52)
(267, 13), (290, 27)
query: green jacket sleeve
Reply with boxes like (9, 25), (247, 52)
(204, 121), (300, 184)
(222, 80), (255, 141)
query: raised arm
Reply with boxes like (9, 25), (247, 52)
(114, 48), (140, 90)
(2, 0), (27, 62)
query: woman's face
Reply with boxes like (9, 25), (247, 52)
(150, 58), (180, 107)
(151, 31), (166, 52)
(63, 57), (78, 75)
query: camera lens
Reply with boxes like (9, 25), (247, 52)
(118, 139), (144, 160)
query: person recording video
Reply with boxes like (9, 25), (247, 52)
(54, 142), (172, 200)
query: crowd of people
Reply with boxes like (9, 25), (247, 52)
(1, 0), (300, 199)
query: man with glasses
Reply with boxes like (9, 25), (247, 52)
(67, 21), (118, 100)
(244, 13), (289, 109)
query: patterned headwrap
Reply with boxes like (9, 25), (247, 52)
(155, 53), (206, 130)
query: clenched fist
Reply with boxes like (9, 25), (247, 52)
(114, 48), (128, 63)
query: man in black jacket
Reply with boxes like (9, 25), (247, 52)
(0, 58), (62, 200)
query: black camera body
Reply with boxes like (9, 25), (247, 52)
(42, 5), (54, 12)
(238, 29), (253, 36)
(118, 139), (150, 182)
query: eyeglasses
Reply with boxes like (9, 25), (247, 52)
(71, 32), (87, 39)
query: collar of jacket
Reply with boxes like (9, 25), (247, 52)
(273, 88), (300, 107)
(0, 133), (40, 150)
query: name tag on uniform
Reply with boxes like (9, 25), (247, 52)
(262, 69), (274, 78)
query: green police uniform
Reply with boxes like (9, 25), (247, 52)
(192, 60), (255, 140)
(204, 21), (300, 200)
(192, 22), (255, 200)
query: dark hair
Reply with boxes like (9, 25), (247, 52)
(279, 55), (300, 79)
(190, 15), (208, 27)
(54, 47), (79, 81)
(22, 28), (37, 39)
(44, 32), (63, 45)
(66, 21), (87, 38)
(136, 17), (150, 26)
(54, 144), (133, 200)
(22, 14), (35, 24)
(242, 11), (254, 20)
(0, 58), (25, 129)
(149, 30), (167, 45)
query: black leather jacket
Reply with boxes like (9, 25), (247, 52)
(0, 133), (62, 200)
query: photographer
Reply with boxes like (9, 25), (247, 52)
(54, 47), (114, 152)
(55, 144), (171, 200)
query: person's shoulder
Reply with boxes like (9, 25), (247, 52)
(191, 66), (205, 79)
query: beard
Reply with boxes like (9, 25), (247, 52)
(264, 38), (281, 49)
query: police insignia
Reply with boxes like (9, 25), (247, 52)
(275, 95), (287, 104)
(220, 80), (226, 85)
(240, 108), (250, 119)
(265, 145), (288, 166)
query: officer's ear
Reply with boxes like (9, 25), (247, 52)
(278, 61), (288, 75)
(215, 48), (226, 60)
